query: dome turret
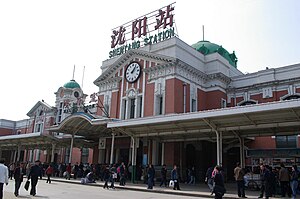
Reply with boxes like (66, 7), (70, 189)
(192, 40), (238, 68)
(63, 79), (81, 89)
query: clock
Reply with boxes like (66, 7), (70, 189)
(125, 62), (141, 83)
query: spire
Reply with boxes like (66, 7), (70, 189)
(202, 25), (205, 41)
(72, 65), (75, 80)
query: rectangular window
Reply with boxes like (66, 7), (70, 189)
(130, 99), (135, 119)
(276, 135), (297, 148)
(221, 99), (227, 108)
(122, 99), (127, 119)
(158, 96), (163, 115)
(137, 96), (143, 118)
(191, 99), (197, 112)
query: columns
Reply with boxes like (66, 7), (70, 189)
(69, 133), (74, 163)
(131, 137), (137, 183)
(51, 143), (56, 163)
(110, 133), (115, 164)
(161, 142), (165, 165)
(0, 148), (2, 160)
(239, 137), (245, 168)
(215, 131), (223, 166)
(17, 144), (21, 162)
(115, 148), (120, 163)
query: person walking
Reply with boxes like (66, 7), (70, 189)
(290, 165), (299, 199)
(213, 166), (226, 199)
(160, 164), (168, 187)
(9, 162), (15, 180)
(13, 162), (25, 197)
(279, 163), (291, 198)
(258, 164), (267, 198)
(28, 160), (42, 196)
(234, 162), (247, 198)
(0, 159), (9, 199)
(171, 164), (180, 190)
(147, 164), (155, 189)
(103, 165), (110, 189)
(188, 166), (196, 185)
(45, 164), (54, 183)
(205, 166), (214, 191)
(66, 163), (71, 180)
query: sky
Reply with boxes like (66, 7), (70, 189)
(0, 0), (300, 121)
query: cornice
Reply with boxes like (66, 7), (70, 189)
(97, 76), (122, 93)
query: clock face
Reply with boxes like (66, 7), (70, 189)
(125, 62), (141, 83)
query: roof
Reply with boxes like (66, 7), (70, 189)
(192, 40), (237, 68)
(108, 99), (300, 142)
(27, 100), (53, 117)
(63, 79), (81, 89)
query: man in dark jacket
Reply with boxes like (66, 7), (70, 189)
(28, 160), (42, 196)
(147, 164), (155, 189)
(13, 162), (25, 197)
(160, 164), (168, 187)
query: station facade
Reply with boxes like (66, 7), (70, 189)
(1, 4), (300, 181)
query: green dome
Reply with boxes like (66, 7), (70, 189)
(191, 40), (238, 68)
(63, 80), (81, 89)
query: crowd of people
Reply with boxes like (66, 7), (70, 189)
(4, 158), (300, 199)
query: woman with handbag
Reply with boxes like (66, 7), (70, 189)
(213, 166), (226, 199)
(171, 165), (180, 190)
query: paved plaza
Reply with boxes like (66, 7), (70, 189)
(2, 177), (291, 199)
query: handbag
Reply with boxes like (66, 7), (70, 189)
(169, 180), (175, 188)
(24, 180), (30, 191)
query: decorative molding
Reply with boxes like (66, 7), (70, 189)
(97, 77), (122, 93)
(207, 73), (231, 85)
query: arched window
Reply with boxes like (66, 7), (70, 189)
(237, 100), (257, 106)
(282, 94), (300, 101)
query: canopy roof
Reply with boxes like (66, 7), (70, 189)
(108, 99), (300, 143)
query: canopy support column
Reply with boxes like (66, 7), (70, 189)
(69, 133), (74, 163)
(110, 133), (115, 164)
(51, 143), (56, 163)
(131, 137), (137, 183)
(161, 142), (165, 165)
(17, 144), (21, 162)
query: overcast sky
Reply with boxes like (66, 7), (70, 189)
(1, 0), (300, 121)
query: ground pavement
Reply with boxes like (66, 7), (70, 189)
(3, 177), (291, 199)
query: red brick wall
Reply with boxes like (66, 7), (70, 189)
(164, 142), (175, 165)
(205, 90), (226, 110)
(0, 128), (14, 136)
(246, 136), (276, 149)
(144, 83), (154, 117)
(197, 88), (206, 111)
(110, 91), (119, 118)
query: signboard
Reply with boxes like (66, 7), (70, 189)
(109, 3), (177, 58)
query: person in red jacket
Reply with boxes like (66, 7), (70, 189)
(66, 163), (72, 180)
(45, 165), (54, 183)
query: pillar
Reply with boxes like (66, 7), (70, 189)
(161, 142), (165, 165)
(51, 143), (56, 163)
(131, 137), (137, 183)
(110, 133), (115, 164)
(69, 133), (74, 163)
(16, 144), (21, 162)
(239, 137), (245, 168)
(0, 148), (2, 160)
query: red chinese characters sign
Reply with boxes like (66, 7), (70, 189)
(110, 4), (176, 50)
